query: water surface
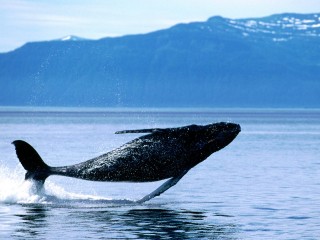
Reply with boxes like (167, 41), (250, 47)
(0, 108), (319, 239)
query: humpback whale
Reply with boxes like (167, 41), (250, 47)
(12, 122), (240, 203)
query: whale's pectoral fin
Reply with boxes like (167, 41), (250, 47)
(115, 128), (169, 134)
(115, 128), (160, 134)
(136, 169), (189, 204)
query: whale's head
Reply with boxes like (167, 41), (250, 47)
(181, 122), (241, 161)
(202, 122), (240, 152)
(117, 122), (240, 166)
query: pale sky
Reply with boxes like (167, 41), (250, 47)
(1, 0), (320, 52)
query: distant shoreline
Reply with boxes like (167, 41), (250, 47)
(0, 106), (319, 113)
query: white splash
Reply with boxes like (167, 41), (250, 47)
(0, 164), (115, 205)
(0, 165), (45, 204)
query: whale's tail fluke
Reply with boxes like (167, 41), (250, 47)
(12, 140), (51, 183)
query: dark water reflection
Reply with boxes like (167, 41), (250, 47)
(75, 206), (238, 239)
(9, 204), (238, 239)
(120, 208), (237, 239)
(12, 205), (49, 239)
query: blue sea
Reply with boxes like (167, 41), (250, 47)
(0, 108), (319, 239)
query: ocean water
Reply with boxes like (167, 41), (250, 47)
(0, 108), (319, 239)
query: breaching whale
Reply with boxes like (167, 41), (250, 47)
(12, 122), (240, 203)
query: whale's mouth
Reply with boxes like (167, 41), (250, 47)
(205, 122), (241, 148)
(211, 122), (241, 135)
(223, 122), (241, 133)
(232, 123), (241, 134)
(224, 123), (241, 139)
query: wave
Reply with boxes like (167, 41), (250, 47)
(0, 164), (135, 206)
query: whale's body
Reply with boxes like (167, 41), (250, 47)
(13, 122), (240, 202)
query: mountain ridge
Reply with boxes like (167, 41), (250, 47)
(0, 13), (319, 108)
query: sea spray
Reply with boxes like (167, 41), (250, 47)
(0, 166), (26, 202)
(0, 164), (47, 204)
(0, 164), (129, 205)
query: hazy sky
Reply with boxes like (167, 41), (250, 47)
(1, 0), (320, 52)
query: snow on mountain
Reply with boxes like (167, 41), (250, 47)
(58, 35), (89, 41)
(225, 13), (320, 40)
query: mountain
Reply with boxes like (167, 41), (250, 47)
(56, 35), (89, 41)
(0, 13), (319, 108)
